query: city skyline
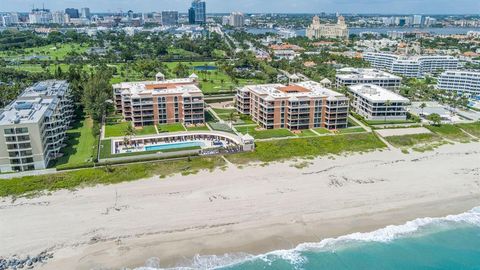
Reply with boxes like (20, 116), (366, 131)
(1, 0), (479, 14)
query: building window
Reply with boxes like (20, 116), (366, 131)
(16, 127), (28, 134)
(4, 128), (15, 135)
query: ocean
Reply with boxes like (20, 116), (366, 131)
(135, 207), (480, 270)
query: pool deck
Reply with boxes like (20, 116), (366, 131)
(109, 130), (246, 155)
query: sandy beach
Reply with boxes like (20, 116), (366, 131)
(1, 143), (480, 269)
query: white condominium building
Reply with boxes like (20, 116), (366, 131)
(335, 68), (402, 91)
(437, 70), (480, 97)
(0, 81), (74, 172)
(306, 15), (349, 40)
(348, 84), (410, 121)
(229, 12), (245, 27)
(363, 52), (459, 78)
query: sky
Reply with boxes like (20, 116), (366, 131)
(1, 0), (480, 14)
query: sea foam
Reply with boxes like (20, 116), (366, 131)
(132, 206), (480, 270)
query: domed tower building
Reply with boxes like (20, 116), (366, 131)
(306, 14), (349, 40)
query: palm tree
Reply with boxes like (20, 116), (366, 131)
(123, 122), (136, 148)
(420, 102), (427, 116)
(228, 111), (238, 125)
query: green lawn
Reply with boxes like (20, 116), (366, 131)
(107, 61), (266, 94)
(55, 117), (97, 169)
(348, 118), (360, 127)
(135, 125), (158, 136)
(212, 108), (237, 114)
(337, 127), (366, 134)
(104, 122), (131, 138)
(456, 122), (480, 138)
(157, 123), (186, 133)
(7, 63), (73, 74)
(167, 47), (200, 58)
(296, 129), (318, 137)
(236, 115), (256, 125)
(426, 124), (473, 143)
(235, 126), (296, 139)
(0, 157), (226, 197)
(208, 122), (235, 133)
(205, 110), (218, 123)
(185, 125), (210, 131)
(0, 43), (89, 61)
(227, 133), (386, 164)
(313, 128), (332, 134)
(164, 61), (265, 94)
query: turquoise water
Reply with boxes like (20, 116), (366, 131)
(144, 141), (204, 151)
(222, 226), (480, 270)
(135, 207), (480, 270)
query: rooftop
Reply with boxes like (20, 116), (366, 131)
(348, 84), (410, 103)
(113, 78), (202, 97)
(364, 52), (458, 62)
(0, 97), (58, 126)
(240, 81), (346, 100)
(336, 68), (401, 80)
(0, 80), (68, 126)
(269, 43), (305, 51)
(440, 70), (480, 76)
(20, 80), (69, 99)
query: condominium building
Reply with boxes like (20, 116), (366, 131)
(437, 70), (480, 97)
(0, 80), (74, 172)
(228, 12), (245, 27)
(335, 68), (402, 91)
(113, 74), (204, 127)
(52, 11), (68, 25)
(236, 81), (349, 130)
(65, 8), (79, 19)
(29, 8), (52, 24)
(306, 15), (349, 40)
(161, 11), (179, 25)
(348, 84), (410, 121)
(363, 52), (459, 78)
(80, 7), (91, 19)
(189, 0), (206, 25)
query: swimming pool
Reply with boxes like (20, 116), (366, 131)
(144, 141), (205, 151)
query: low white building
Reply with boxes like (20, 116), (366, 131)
(437, 70), (480, 97)
(336, 68), (402, 91)
(348, 84), (410, 121)
(363, 52), (459, 78)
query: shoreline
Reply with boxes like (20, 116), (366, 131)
(1, 142), (479, 269)
(53, 195), (480, 270)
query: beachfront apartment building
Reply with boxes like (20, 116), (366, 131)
(437, 70), (480, 97)
(335, 68), (402, 91)
(0, 80), (74, 172)
(236, 81), (349, 130)
(113, 74), (204, 127)
(363, 52), (459, 78)
(347, 84), (410, 121)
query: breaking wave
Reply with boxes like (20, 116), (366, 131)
(131, 206), (480, 270)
